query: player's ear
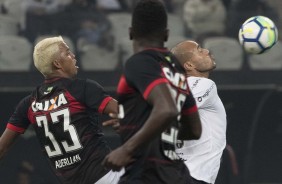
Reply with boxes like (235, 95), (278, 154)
(129, 27), (133, 40)
(53, 59), (62, 69)
(184, 62), (193, 70)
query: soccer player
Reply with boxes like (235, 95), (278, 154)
(0, 36), (123, 184)
(171, 40), (227, 184)
(102, 0), (202, 183)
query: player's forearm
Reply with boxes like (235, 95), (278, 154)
(122, 83), (179, 155)
(0, 137), (10, 160)
(0, 143), (8, 160)
(0, 129), (19, 160)
(122, 107), (178, 155)
(178, 112), (202, 140)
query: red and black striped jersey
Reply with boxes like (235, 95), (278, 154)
(117, 48), (197, 184)
(7, 78), (113, 184)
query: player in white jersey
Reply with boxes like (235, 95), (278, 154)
(171, 40), (227, 184)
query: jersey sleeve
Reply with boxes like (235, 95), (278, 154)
(84, 79), (113, 113)
(125, 54), (169, 99)
(188, 77), (217, 109)
(6, 96), (31, 134)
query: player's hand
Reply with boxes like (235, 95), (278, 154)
(102, 107), (124, 133)
(102, 118), (120, 133)
(102, 146), (135, 171)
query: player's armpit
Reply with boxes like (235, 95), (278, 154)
(178, 112), (202, 140)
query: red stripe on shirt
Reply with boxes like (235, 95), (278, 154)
(143, 78), (168, 99)
(117, 75), (135, 94)
(182, 105), (198, 115)
(98, 96), (113, 113)
(6, 123), (25, 134)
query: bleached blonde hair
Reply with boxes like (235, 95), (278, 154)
(33, 36), (64, 76)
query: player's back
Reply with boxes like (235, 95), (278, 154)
(27, 78), (111, 184)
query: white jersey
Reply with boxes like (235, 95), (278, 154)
(176, 77), (227, 184)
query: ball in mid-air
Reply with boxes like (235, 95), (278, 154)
(238, 15), (278, 54)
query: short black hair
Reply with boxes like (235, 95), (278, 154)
(131, 0), (168, 40)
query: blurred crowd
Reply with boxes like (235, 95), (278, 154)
(0, 0), (281, 72)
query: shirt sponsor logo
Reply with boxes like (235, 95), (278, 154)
(176, 152), (187, 161)
(190, 79), (201, 91)
(201, 83), (215, 99)
(176, 140), (184, 148)
(55, 154), (81, 169)
(31, 93), (68, 112)
(197, 97), (202, 102)
(197, 83), (215, 103)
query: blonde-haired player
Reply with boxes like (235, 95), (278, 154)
(0, 36), (123, 184)
(33, 36), (65, 76)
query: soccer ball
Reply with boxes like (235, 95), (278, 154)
(238, 15), (278, 54)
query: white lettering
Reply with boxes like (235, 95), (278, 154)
(164, 150), (180, 160)
(44, 101), (49, 111)
(31, 93), (68, 112)
(162, 67), (187, 90)
(31, 101), (36, 112)
(36, 103), (43, 111)
(55, 154), (81, 169)
(57, 93), (67, 107)
(162, 127), (178, 144)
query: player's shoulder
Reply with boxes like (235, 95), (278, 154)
(22, 94), (33, 103)
(127, 51), (156, 65)
(188, 77), (216, 92)
(16, 94), (33, 110)
(62, 78), (85, 89)
(124, 51), (160, 75)
(71, 78), (103, 89)
(60, 78), (102, 95)
(188, 76), (215, 86)
(41, 78), (88, 89)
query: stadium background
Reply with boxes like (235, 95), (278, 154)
(0, 0), (282, 183)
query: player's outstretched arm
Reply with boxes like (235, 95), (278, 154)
(103, 98), (119, 115)
(101, 98), (121, 133)
(0, 128), (20, 160)
(102, 83), (179, 171)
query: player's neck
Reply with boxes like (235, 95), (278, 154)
(133, 40), (164, 53)
(186, 71), (209, 78)
(45, 71), (72, 80)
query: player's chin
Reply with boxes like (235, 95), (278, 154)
(71, 69), (78, 77)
